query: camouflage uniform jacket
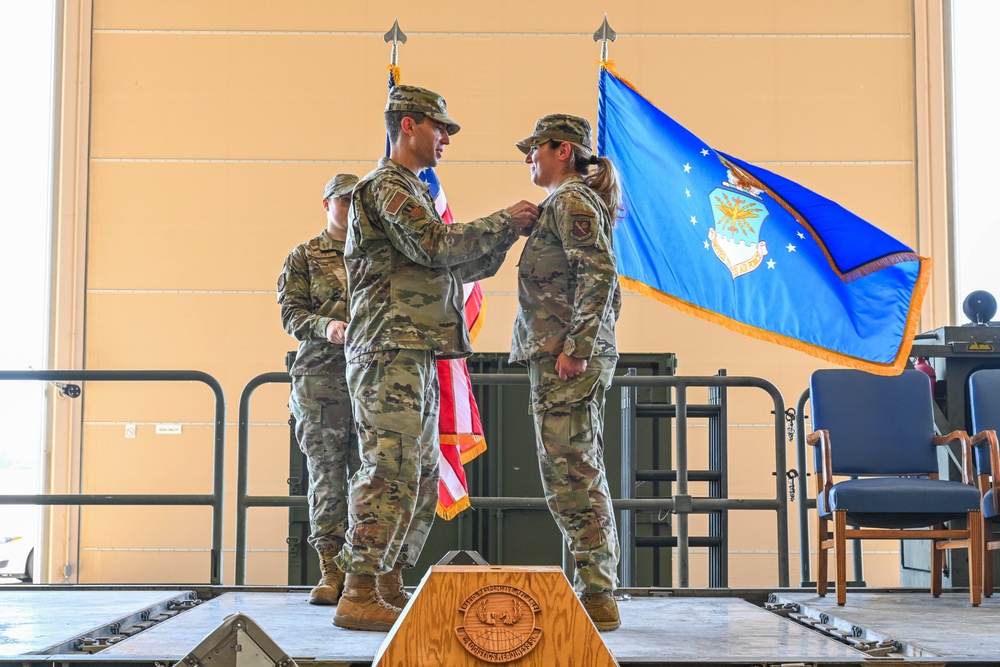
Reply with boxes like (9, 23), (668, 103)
(510, 176), (621, 363)
(345, 157), (519, 361)
(278, 231), (349, 376)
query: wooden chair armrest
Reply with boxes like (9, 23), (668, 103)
(971, 429), (1000, 515)
(806, 430), (834, 511)
(932, 430), (967, 446)
(934, 430), (975, 486)
(970, 429), (996, 448)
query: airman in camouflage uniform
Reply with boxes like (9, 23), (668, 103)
(278, 173), (361, 606)
(511, 114), (624, 631)
(332, 84), (539, 632)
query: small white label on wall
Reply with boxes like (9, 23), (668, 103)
(125, 423), (136, 439)
(155, 423), (183, 435)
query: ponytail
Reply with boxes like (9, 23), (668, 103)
(574, 152), (621, 226)
(555, 141), (621, 225)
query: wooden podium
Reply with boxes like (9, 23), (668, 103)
(372, 565), (618, 666)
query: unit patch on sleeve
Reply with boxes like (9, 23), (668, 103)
(571, 214), (595, 243)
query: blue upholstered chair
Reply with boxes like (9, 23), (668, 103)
(807, 369), (982, 606)
(968, 368), (1000, 596)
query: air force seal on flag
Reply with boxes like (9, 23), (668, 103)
(708, 157), (769, 279)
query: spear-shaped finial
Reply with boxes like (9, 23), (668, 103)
(384, 19), (407, 67)
(593, 14), (617, 62)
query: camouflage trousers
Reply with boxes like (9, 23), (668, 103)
(528, 355), (620, 593)
(289, 369), (359, 553)
(335, 349), (440, 575)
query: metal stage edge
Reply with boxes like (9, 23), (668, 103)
(7, 585), (1000, 665)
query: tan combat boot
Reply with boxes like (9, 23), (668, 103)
(333, 573), (402, 631)
(308, 550), (345, 605)
(376, 563), (412, 609)
(580, 590), (621, 631)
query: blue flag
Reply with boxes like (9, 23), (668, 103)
(597, 65), (929, 374)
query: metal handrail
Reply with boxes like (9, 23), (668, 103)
(235, 371), (291, 585)
(234, 371), (789, 588)
(795, 388), (813, 584)
(0, 370), (227, 584)
(610, 374), (788, 588)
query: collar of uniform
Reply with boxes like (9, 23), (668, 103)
(308, 230), (345, 253)
(538, 174), (586, 209)
(378, 156), (432, 196)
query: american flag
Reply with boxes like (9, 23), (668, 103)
(422, 167), (489, 519)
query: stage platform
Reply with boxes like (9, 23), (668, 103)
(2, 586), (998, 665)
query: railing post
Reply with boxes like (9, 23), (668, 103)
(235, 371), (291, 585)
(708, 369), (729, 587)
(620, 368), (637, 587)
(770, 383), (790, 588)
(796, 389), (812, 586)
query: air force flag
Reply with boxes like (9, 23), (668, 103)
(597, 65), (929, 374)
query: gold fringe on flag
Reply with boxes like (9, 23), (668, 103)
(619, 256), (930, 376)
(437, 495), (471, 521)
(467, 299), (487, 344)
(387, 64), (401, 85)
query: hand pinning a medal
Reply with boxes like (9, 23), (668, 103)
(505, 200), (540, 236)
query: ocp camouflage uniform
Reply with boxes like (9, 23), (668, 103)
(337, 155), (521, 576)
(278, 230), (360, 554)
(510, 174), (623, 594)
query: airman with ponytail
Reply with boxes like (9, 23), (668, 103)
(510, 114), (623, 631)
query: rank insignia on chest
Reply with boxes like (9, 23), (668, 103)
(408, 205), (426, 220)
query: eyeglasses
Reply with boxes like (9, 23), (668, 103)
(334, 194), (352, 204)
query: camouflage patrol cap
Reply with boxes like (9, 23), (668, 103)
(516, 114), (593, 157)
(385, 84), (461, 135)
(323, 173), (359, 200)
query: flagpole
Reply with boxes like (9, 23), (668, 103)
(384, 19), (405, 157)
(384, 18), (406, 67)
(596, 14), (690, 588)
(594, 12), (665, 591)
(593, 14), (616, 63)
(594, 12), (692, 592)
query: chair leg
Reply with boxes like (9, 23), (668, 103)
(834, 510), (847, 606)
(984, 518), (994, 598)
(969, 510), (982, 607)
(816, 514), (829, 597)
(930, 539), (943, 598)
(986, 548), (995, 599)
(986, 545), (995, 598)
